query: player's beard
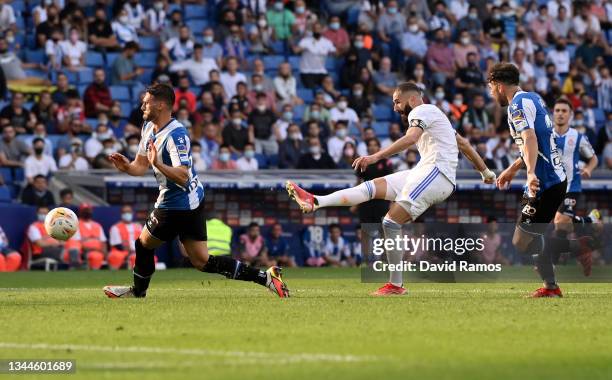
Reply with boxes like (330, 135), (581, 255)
(495, 88), (508, 106)
(399, 104), (411, 124)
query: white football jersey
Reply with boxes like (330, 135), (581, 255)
(406, 104), (458, 184)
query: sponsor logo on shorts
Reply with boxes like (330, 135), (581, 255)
(522, 204), (537, 217)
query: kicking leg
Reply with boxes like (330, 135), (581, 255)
(181, 239), (290, 298)
(513, 227), (562, 297)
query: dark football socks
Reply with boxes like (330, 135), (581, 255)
(133, 239), (155, 297)
(201, 255), (268, 286)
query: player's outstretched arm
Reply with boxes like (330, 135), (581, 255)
(353, 127), (422, 171)
(455, 134), (496, 184)
(108, 153), (149, 177)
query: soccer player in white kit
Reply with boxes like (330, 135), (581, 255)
(286, 82), (496, 295)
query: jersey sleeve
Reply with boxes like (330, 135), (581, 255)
(167, 129), (191, 167)
(578, 135), (595, 159)
(407, 108), (429, 130)
(509, 97), (536, 133)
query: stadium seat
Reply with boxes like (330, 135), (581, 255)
(325, 58), (338, 72)
(23, 69), (47, 79)
(372, 104), (392, 121)
(85, 52), (104, 67)
(255, 154), (268, 169)
(110, 86), (131, 102)
(267, 154), (279, 168)
(65, 71), (78, 84)
(105, 52), (120, 65)
(288, 55), (300, 69)
(184, 4), (207, 20)
(594, 108), (605, 126)
(372, 122), (388, 136)
(119, 101), (132, 117)
(24, 49), (45, 64)
(78, 68), (94, 84)
(0, 186), (11, 203)
(0, 168), (12, 184)
(270, 41), (286, 55)
(135, 52), (158, 68)
(13, 168), (24, 182)
(77, 84), (88, 96)
(263, 55), (285, 72)
(139, 36), (160, 51)
(292, 104), (306, 121)
(297, 88), (314, 103)
(186, 20), (208, 33)
(85, 118), (99, 128)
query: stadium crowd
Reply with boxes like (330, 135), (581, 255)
(0, 0), (610, 269)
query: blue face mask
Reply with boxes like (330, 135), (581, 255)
(245, 150), (255, 159)
(388, 7), (397, 15)
(219, 152), (230, 162)
(330, 22), (340, 30)
(203, 36), (213, 44)
(283, 111), (293, 120)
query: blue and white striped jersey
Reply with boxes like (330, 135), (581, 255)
(507, 91), (566, 196)
(553, 128), (595, 193)
(138, 119), (205, 210)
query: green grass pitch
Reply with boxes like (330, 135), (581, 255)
(1, 268), (612, 380)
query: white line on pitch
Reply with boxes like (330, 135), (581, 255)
(0, 342), (380, 364)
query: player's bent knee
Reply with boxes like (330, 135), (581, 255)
(182, 240), (210, 269)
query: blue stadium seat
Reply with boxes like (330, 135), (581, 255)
(186, 20), (208, 33)
(135, 52), (158, 68)
(270, 41), (286, 55)
(110, 86), (131, 101)
(288, 55), (300, 69)
(0, 168), (12, 184)
(78, 68), (94, 84)
(255, 153), (268, 169)
(292, 104), (306, 121)
(325, 58), (338, 72)
(262, 55), (284, 70)
(23, 69), (47, 79)
(13, 168), (24, 182)
(373, 104), (392, 121)
(65, 71), (78, 84)
(594, 108), (605, 126)
(105, 52), (120, 65)
(85, 51), (104, 67)
(119, 101), (132, 117)
(12, 1), (26, 12)
(85, 118), (99, 128)
(167, 3), (182, 14)
(77, 84), (88, 96)
(139, 36), (160, 51)
(184, 4), (207, 20)
(0, 186), (11, 203)
(297, 88), (314, 103)
(267, 154), (279, 168)
(24, 49), (45, 64)
(347, 6), (360, 25)
(372, 122), (389, 136)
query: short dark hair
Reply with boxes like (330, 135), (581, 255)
(329, 223), (341, 231)
(124, 41), (140, 51)
(33, 174), (46, 181)
(32, 137), (45, 146)
(59, 188), (73, 198)
(487, 63), (520, 85)
(395, 82), (422, 95)
(554, 97), (573, 111)
(146, 83), (175, 108)
(248, 222), (259, 229)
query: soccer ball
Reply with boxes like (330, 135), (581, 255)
(44, 207), (79, 241)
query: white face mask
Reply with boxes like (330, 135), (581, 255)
(256, 104), (266, 112)
(336, 128), (347, 138)
(121, 212), (133, 222)
(128, 144), (139, 154)
(219, 152), (230, 162)
(435, 92), (445, 100)
(337, 101), (347, 110)
(453, 99), (463, 107)
(37, 213), (46, 222)
(289, 132), (301, 140)
(409, 24), (418, 33)
(244, 150), (255, 159)
(119, 15), (129, 24)
(154, 2), (164, 11)
(232, 118), (242, 126)
(309, 146), (321, 155)
(460, 37), (470, 45)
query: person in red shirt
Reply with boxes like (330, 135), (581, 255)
(83, 68), (113, 117)
(173, 75), (197, 113)
(322, 16), (350, 55)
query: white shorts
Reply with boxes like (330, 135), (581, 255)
(383, 165), (455, 219)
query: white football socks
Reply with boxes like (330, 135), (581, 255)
(315, 181), (376, 208)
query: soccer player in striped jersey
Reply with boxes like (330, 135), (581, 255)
(490, 63), (591, 298)
(286, 82), (496, 296)
(104, 83), (288, 298)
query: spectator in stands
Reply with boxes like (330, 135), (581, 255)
(58, 188), (78, 214)
(24, 138), (56, 183)
(293, 0), (313, 37)
(330, 96), (360, 132)
(320, 74), (340, 102)
(26, 205), (64, 263)
(58, 138), (88, 171)
(483, 6), (504, 45)
(377, 0), (406, 46)
(322, 224), (352, 267)
(449, 93), (468, 125)
(249, 58), (274, 93)
(274, 62), (301, 107)
(220, 56), (247, 99)
(151, 54), (175, 85)
(510, 27), (535, 62)
(246, 24), (271, 55)
(21, 174), (55, 207)
(323, 15), (350, 55)
(123, 0), (145, 32)
(88, 6), (119, 52)
(229, 81), (250, 114)
(303, 94), (331, 127)
(401, 15), (428, 67)
(107, 102), (127, 138)
(0, 92), (36, 133)
(239, 222), (271, 266)
(453, 29), (479, 70)
(575, 31), (604, 74)
(45, 27), (64, 71)
(108, 204), (143, 270)
(266, 0), (295, 42)
(294, 22), (336, 89)
(76, 203), (106, 270)
(198, 123), (220, 167)
(529, 5), (554, 47)
(572, 3), (601, 37)
(112, 8), (139, 46)
(223, 24), (247, 65)
(485, 127), (512, 170)
(426, 28), (454, 87)
(0, 225), (20, 272)
(222, 108), (250, 153)
(31, 90), (56, 128)
(123, 133), (141, 161)
(173, 76), (197, 113)
(336, 141), (357, 169)
(35, 3), (60, 48)
(432, 85), (451, 114)
(248, 93), (278, 155)
(266, 223), (296, 267)
(298, 137), (336, 169)
(83, 68), (112, 118)
(348, 82), (371, 120)
(511, 48), (534, 86)
(143, 0), (166, 35)
(202, 27), (224, 67)
(373, 57), (398, 105)
(162, 25), (194, 64)
(59, 27), (87, 71)
(596, 65), (611, 112)
(170, 43), (218, 87)
(190, 141), (207, 171)
(454, 52), (485, 98)
(457, 5), (484, 41)
(0, 125), (29, 167)
(56, 89), (86, 134)
(85, 123), (113, 162)
(604, 142), (612, 169)
(327, 121), (355, 164)
(356, 127), (375, 157)
(552, 5), (571, 39)
(25, 122), (53, 156)
(0, 0), (16, 34)
(460, 94), (492, 135)
(279, 123), (306, 169)
(111, 41), (143, 86)
(272, 104), (294, 141)
(51, 72), (71, 106)
(160, 9), (182, 41)
(211, 144), (238, 170)
(236, 143), (259, 171)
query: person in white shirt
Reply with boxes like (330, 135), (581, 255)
(547, 0), (572, 18)
(24, 137), (57, 182)
(220, 57), (247, 99)
(123, 0), (145, 31)
(546, 38), (570, 75)
(0, 0), (16, 33)
(190, 141), (207, 172)
(273, 104), (294, 141)
(326, 121), (355, 163)
(45, 28), (64, 70)
(162, 25), (194, 64)
(236, 143), (259, 171)
(59, 138), (89, 171)
(449, 0), (470, 21)
(85, 124), (115, 161)
(294, 22), (336, 89)
(286, 82), (496, 295)
(511, 48), (534, 85)
(59, 28), (87, 71)
(572, 5), (601, 37)
(112, 9), (139, 46)
(329, 95), (360, 130)
(273, 62), (302, 106)
(144, 0), (166, 35)
(322, 224), (351, 267)
(169, 43), (218, 86)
